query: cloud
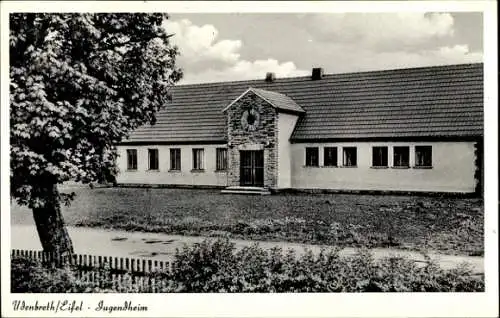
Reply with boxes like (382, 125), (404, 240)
(164, 19), (308, 84)
(179, 59), (309, 84)
(368, 45), (482, 71)
(165, 19), (242, 71)
(163, 14), (482, 84)
(299, 13), (481, 73)
(306, 13), (455, 51)
(325, 44), (483, 74)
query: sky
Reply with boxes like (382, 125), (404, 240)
(163, 12), (483, 85)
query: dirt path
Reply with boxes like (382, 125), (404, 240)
(10, 224), (484, 274)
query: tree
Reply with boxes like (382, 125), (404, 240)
(10, 13), (182, 255)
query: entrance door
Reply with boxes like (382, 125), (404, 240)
(240, 150), (264, 187)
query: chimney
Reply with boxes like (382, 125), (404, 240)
(265, 72), (276, 82)
(311, 67), (324, 80)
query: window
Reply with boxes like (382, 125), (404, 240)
(305, 147), (319, 167)
(216, 148), (228, 171)
(372, 146), (388, 167)
(393, 146), (410, 167)
(170, 148), (181, 171)
(148, 149), (159, 170)
(324, 147), (338, 167)
(415, 146), (432, 167)
(126, 149), (137, 170)
(192, 148), (204, 170)
(343, 147), (357, 167)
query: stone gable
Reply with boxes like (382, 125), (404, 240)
(225, 91), (278, 188)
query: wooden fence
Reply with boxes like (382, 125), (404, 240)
(11, 249), (173, 292)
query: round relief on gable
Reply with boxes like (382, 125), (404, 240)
(240, 107), (260, 131)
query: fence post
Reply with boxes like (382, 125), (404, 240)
(47, 251), (53, 268)
(112, 272), (116, 291)
(83, 255), (89, 283)
(119, 258), (125, 290)
(10, 249), (177, 293)
(147, 260), (153, 292)
(104, 256), (109, 289)
(112, 256), (117, 291)
(57, 252), (63, 267)
(92, 255), (97, 285)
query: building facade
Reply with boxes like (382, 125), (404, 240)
(116, 63), (483, 194)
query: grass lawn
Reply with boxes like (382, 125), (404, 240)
(11, 187), (484, 256)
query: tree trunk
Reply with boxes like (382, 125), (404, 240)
(32, 184), (74, 256)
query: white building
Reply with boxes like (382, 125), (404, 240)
(116, 63), (483, 194)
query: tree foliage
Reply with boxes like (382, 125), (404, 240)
(10, 13), (182, 208)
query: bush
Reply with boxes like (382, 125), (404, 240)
(11, 239), (484, 293)
(11, 257), (127, 293)
(166, 239), (484, 293)
(11, 257), (90, 293)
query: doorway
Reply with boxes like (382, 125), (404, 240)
(239, 150), (264, 187)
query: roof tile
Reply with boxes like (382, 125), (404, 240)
(123, 63), (483, 143)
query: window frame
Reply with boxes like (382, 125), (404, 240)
(393, 146), (410, 168)
(415, 145), (433, 168)
(371, 146), (388, 168)
(342, 147), (357, 167)
(216, 148), (228, 171)
(169, 148), (181, 171)
(305, 147), (319, 167)
(148, 148), (159, 171)
(192, 148), (205, 171)
(126, 149), (137, 171)
(323, 147), (338, 167)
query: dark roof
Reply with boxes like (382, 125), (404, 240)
(221, 87), (305, 114)
(247, 87), (305, 114)
(123, 63), (483, 144)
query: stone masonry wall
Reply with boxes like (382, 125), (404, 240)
(225, 91), (278, 188)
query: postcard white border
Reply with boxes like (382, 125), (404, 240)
(1, 1), (498, 317)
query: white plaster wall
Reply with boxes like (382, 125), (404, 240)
(277, 113), (299, 188)
(290, 141), (477, 193)
(116, 145), (228, 186)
